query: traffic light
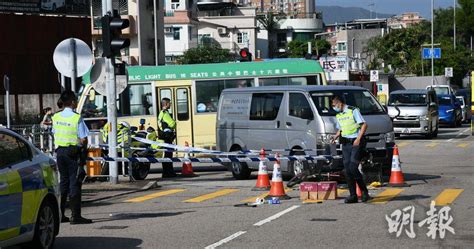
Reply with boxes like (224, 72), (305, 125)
(101, 10), (130, 58)
(239, 48), (252, 62)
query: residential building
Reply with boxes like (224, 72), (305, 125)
(164, 0), (199, 64)
(388, 12), (425, 29)
(249, 0), (315, 15)
(197, 1), (257, 57)
(90, 0), (165, 66)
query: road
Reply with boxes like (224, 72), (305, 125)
(32, 126), (474, 248)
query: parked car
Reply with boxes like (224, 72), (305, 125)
(387, 89), (439, 138)
(41, 0), (65, 11)
(216, 85), (395, 179)
(455, 89), (472, 123)
(437, 94), (462, 127)
(0, 127), (60, 249)
(456, 96), (471, 123)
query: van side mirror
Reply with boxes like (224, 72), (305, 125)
(301, 108), (314, 120)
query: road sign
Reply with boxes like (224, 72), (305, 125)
(90, 58), (127, 96)
(53, 38), (93, 77)
(445, 67), (453, 77)
(422, 48), (441, 59)
(370, 70), (379, 82)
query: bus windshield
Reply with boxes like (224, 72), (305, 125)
(311, 90), (385, 116)
(388, 94), (427, 106)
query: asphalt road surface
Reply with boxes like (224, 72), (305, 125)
(15, 125), (474, 249)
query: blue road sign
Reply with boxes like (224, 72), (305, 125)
(422, 48), (441, 59)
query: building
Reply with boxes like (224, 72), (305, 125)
(388, 12), (425, 29)
(90, 0), (165, 66)
(197, 1), (257, 57)
(248, 0), (314, 15)
(164, 0), (199, 64)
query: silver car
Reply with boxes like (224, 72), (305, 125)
(456, 96), (470, 123)
(387, 89), (439, 138)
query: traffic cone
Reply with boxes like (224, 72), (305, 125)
(181, 141), (198, 177)
(252, 148), (271, 191)
(388, 145), (409, 187)
(356, 183), (362, 198)
(266, 154), (290, 200)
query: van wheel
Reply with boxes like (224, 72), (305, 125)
(288, 150), (309, 177)
(230, 146), (251, 180)
(28, 199), (58, 249)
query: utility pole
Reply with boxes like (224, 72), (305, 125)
(431, 0), (435, 85)
(102, 0), (118, 184)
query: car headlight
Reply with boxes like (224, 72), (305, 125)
(446, 109), (454, 113)
(419, 115), (429, 121)
(385, 131), (395, 143)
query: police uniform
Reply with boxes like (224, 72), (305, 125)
(52, 107), (90, 223)
(335, 105), (369, 201)
(158, 109), (176, 177)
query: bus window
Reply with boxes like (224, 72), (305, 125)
(259, 77), (288, 86)
(120, 83), (153, 116)
(82, 89), (106, 118)
(176, 88), (189, 121)
(159, 88), (173, 116)
(195, 79), (254, 113)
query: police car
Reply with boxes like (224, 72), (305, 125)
(0, 127), (60, 249)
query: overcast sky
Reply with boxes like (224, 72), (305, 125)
(317, 0), (456, 19)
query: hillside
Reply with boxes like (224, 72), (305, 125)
(318, 5), (394, 24)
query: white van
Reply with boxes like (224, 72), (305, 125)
(216, 85), (395, 179)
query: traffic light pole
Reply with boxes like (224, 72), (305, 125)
(103, 0), (119, 184)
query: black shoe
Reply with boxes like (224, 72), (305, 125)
(61, 216), (70, 223)
(70, 216), (93, 225)
(361, 192), (372, 202)
(344, 195), (358, 204)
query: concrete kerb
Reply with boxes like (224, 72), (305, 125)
(82, 180), (160, 203)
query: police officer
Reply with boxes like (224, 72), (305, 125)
(52, 91), (92, 224)
(330, 95), (371, 204)
(158, 97), (177, 178)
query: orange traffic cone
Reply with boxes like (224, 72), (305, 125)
(253, 148), (271, 191)
(181, 141), (198, 177)
(356, 183), (362, 198)
(388, 145), (408, 187)
(266, 154), (290, 200)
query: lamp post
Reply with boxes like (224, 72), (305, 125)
(431, 0), (434, 85)
(453, 0), (456, 50)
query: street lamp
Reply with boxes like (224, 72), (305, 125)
(453, 0), (456, 50)
(431, 0), (434, 85)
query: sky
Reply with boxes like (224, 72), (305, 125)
(317, 0), (456, 19)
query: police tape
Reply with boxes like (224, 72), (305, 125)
(86, 155), (342, 163)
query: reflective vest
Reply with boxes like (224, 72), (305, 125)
(336, 106), (361, 137)
(158, 110), (176, 131)
(100, 123), (130, 144)
(52, 112), (80, 147)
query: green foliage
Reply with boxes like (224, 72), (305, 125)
(287, 39), (331, 58)
(177, 44), (233, 64)
(257, 12), (284, 58)
(366, 4), (474, 86)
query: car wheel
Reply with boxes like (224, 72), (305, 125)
(131, 162), (150, 180)
(29, 200), (58, 249)
(230, 146), (251, 180)
(287, 150), (309, 178)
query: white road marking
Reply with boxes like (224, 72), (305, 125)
(253, 205), (300, 227)
(205, 231), (247, 249)
(447, 138), (454, 142)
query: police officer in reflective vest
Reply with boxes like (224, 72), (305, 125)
(330, 95), (371, 203)
(158, 97), (177, 178)
(52, 91), (92, 224)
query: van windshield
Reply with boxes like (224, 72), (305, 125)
(310, 90), (385, 116)
(388, 93), (427, 106)
(437, 96), (452, 106)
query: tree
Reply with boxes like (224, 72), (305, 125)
(257, 12), (283, 58)
(287, 39), (331, 58)
(177, 43), (233, 64)
(457, 0), (474, 46)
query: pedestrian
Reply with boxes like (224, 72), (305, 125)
(40, 107), (53, 132)
(158, 97), (177, 178)
(52, 91), (92, 224)
(330, 95), (371, 203)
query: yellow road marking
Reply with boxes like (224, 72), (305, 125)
(434, 189), (464, 206)
(368, 188), (404, 204)
(184, 189), (239, 203)
(337, 189), (348, 196)
(303, 199), (323, 204)
(426, 143), (439, 148)
(397, 142), (409, 148)
(457, 143), (469, 148)
(124, 189), (186, 203)
(241, 188), (293, 203)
